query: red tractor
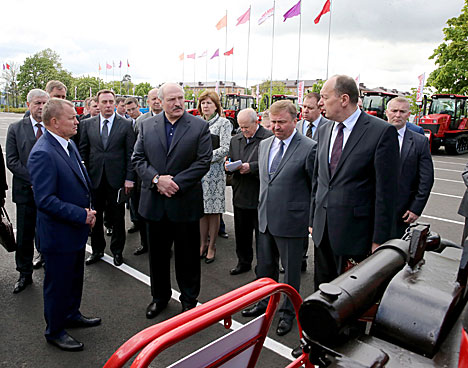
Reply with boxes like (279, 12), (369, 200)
(185, 99), (198, 116)
(419, 94), (468, 154)
(72, 100), (85, 115)
(362, 91), (397, 120)
(222, 93), (257, 131)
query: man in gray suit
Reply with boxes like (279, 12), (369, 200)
(310, 75), (399, 288)
(242, 100), (316, 336)
(135, 88), (162, 134)
(296, 92), (330, 140)
(132, 83), (212, 318)
(79, 89), (136, 267)
(7, 88), (49, 293)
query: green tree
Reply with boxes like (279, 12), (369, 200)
(1, 62), (21, 107)
(309, 80), (324, 93)
(134, 82), (153, 97)
(406, 87), (435, 115)
(17, 49), (73, 100)
(258, 80), (286, 111)
(71, 76), (104, 100)
(427, 1), (468, 94)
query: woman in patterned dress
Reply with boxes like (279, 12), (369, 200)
(198, 91), (232, 263)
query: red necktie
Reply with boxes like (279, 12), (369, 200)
(329, 123), (345, 176)
(35, 123), (43, 140)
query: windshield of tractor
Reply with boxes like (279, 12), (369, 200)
(224, 95), (240, 111)
(429, 98), (455, 116)
(363, 95), (383, 113)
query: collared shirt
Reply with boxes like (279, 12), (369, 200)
(397, 125), (407, 152)
(164, 113), (180, 150)
(30, 116), (45, 136)
(47, 130), (70, 156)
(246, 124), (260, 144)
(100, 113), (115, 135)
(328, 108), (361, 163)
(302, 115), (322, 137)
(268, 129), (297, 172)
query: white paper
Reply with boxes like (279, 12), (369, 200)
(226, 160), (242, 172)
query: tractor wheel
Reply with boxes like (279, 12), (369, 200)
(430, 142), (440, 154)
(445, 135), (468, 155)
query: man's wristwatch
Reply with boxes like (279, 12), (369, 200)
(152, 174), (160, 184)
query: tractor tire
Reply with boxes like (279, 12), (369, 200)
(430, 143), (440, 154)
(445, 135), (468, 155)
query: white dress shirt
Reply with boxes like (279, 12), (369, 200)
(328, 108), (361, 163)
(100, 113), (116, 135)
(30, 116), (45, 136)
(268, 129), (297, 172)
(302, 116), (322, 137)
(397, 125), (406, 152)
(47, 130), (70, 156)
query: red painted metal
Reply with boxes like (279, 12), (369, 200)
(459, 328), (468, 368)
(104, 278), (312, 368)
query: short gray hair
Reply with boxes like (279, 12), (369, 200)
(158, 83), (184, 101)
(387, 96), (410, 110)
(27, 89), (49, 103)
(239, 108), (258, 124)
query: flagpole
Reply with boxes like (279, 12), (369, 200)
(205, 53), (208, 85)
(297, 3), (302, 82)
(98, 63), (101, 90)
(326, 0), (333, 79)
(224, 9), (228, 95)
(112, 62), (115, 91)
(182, 56), (185, 85)
(193, 55), (196, 85)
(269, 0), (276, 107)
(231, 51), (234, 91)
(245, 5), (251, 94)
(106, 61), (108, 83)
(119, 63), (122, 94)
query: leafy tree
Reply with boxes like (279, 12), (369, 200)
(134, 82), (153, 97)
(258, 80), (286, 111)
(71, 76), (104, 100)
(309, 80), (324, 94)
(406, 87), (435, 115)
(427, 1), (468, 94)
(17, 49), (73, 100)
(1, 62), (21, 107)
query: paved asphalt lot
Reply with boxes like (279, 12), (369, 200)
(0, 112), (467, 367)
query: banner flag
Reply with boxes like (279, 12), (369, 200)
(416, 73), (426, 103)
(236, 8), (250, 26)
(314, 0), (331, 24)
(258, 7), (274, 25)
(211, 49), (220, 59)
(297, 81), (305, 105)
(224, 48), (234, 56)
(283, 0), (301, 22)
(216, 15), (227, 30)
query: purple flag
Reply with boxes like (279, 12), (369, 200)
(2, 64), (4, 70)
(210, 49), (219, 59)
(283, 0), (301, 22)
(119, 60), (122, 68)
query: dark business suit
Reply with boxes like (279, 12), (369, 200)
(228, 125), (273, 269)
(311, 110), (399, 288)
(28, 132), (92, 340)
(296, 116), (330, 140)
(6, 117), (41, 276)
(395, 128), (434, 237)
(79, 114), (136, 256)
(256, 131), (316, 321)
(458, 163), (468, 246)
(132, 111), (212, 307)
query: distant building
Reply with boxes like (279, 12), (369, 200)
(181, 81), (246, 95)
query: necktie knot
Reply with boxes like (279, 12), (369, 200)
(35, 123), (43, 140)
(337, 122), (345, 131)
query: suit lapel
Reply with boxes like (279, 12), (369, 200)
(263, 136), (274, 179)
(92, 117), (104, 149)
(270, 133), (300, 181)
(154, 114), (168, 153)
(400, 129), (413, 175)
(106, 115), (121, 148)
(23, 118), (37, 147)
(321, 122), (333, 182)
(167, 113), (190, 156)
(331, 113), (369, 179)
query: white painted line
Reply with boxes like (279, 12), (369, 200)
(431, 192), (463, 199)
(85, 244), (295, 362)
(435, 178), (463, 184)
(433, 160), (466, 166)
(435, 168), (462, 173)
(420, 215), (464, 225)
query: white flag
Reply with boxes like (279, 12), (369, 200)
(297, 81), (305, 105)
(416, 73), (426, 103)
(258, 7), (274, 25)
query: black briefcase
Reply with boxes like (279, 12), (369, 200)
(0, 207), (16, 252)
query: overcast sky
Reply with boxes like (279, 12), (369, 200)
(1, 0), (465, 92)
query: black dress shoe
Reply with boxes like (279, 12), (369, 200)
(134, 246), (148, 255)
(113, 254), (123, 266)
(33, 254), (45, 269)
(127, 224), (139, 234)
(218, 231), (228, 239)
(279, 265), (285, 274)
(47, 333), (84, 351)
(301, 259), (307, 272)
(291, 345), (303, 358)
(242, 304), (266, 317)
(146, 302), (167, 319)
(181, 303), (196, 313)
(230, 264), (251, 275)
(13, 275), (32, 294)
(106, 227), (113, 236)
(276, 318), (293, 336)
(66, 315), (101, 328)
(85, 253), (103, 265)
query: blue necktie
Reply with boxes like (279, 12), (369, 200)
(102, 120), (109, 148)
(269, 141), (284, 178)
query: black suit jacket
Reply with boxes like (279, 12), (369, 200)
(6, 117), (38, 204)
(310, 111), (400, 256)
(131, 111), (212, 222)
(79, 114), (136, 190)
(397, 128), (434, 218)
(228, 125), (273, 209)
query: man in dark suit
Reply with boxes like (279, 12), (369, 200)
(135, 88), (162, 132)
(296, 92), (330, 140)
(132, 83), (212, 318)
(310, 75), (400, 289)
(242, 101), (316, 336)
(225, 108), (273, 275)
(386, 97), (434, 237)
(6, 89), (49, 293)
(28, 98), (100, 351)
(79, 89), (136, 266)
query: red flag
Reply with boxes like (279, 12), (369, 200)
(179, 53), (184, 61)
(6, 63), (10, 70)
(99, 63), (102, 71)
(106, 63), (112, 69)
(314, 0), (331, 24)
(236, 7), (250, 26)
(224, 48), (234, 56)
(187, 53), (196, 59)
(216, 15), (227, 30)
(127, 59), (130, 67)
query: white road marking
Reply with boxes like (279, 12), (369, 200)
(431, 192), (463, 199)
(435, 178), (464, 184)
(435, 168), (463, 173)
(420, 215), (464, 225)
(433, 160), (466, 166)
(85, 244), (295, 362)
